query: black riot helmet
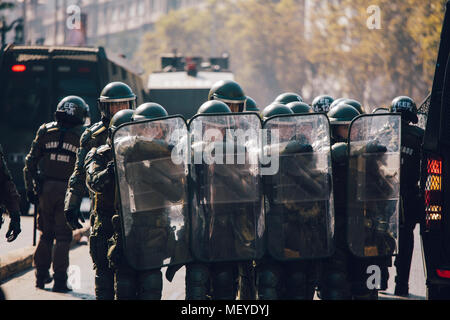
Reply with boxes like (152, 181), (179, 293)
(312, 95), (334, 112)
(389, 96), (418, 124)
(262, 103), (294, 120)
(273, 92), (303, 105)
(245, 96), (260, 112)
(197, 100), (233, 130)
(98, 82), (136, 126)
(208, 80), (247, 112)
(372, 107), (389, 114)
(132, 103), (168, 122)
(108, 109), (135, 140)
(197, 100), (231, 114)
(327, 103), (360, 143)
(286, 101), (313, 114)
(339, 98), (365, 114)
(329, 97), (347, 110)
(55, 95), (89, 125)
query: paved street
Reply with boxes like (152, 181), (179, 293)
(0, 199), (91, 256)
(1, 216), (426, 300)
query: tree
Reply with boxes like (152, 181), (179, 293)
(134, 0), (446, 110)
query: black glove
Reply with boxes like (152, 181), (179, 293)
(106, 161), (115, 176)
(6, 211), (21, 242)
(65, 208), (85, 230)
(26, 190), (39, 205)
(166, 264), (183, 282)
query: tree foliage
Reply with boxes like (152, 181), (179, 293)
(134, 0), (446, 110)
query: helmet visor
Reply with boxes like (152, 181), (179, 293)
(100, 100), (136, 118)
(132, 122), (167, 140)
(214, 97), (247, 113)
(331, 123), (349, 142)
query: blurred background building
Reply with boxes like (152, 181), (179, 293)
(1, 0), (205, 58)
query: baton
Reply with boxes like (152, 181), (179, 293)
(33, 202), (37, 246)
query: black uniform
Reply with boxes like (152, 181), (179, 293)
(23, 121), (85, 289)
(394, 121), (424, 294)
(0, 144), (22, 300)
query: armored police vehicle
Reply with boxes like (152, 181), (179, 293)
(0, 44), (147, 215)
(147, 53), (234, 119)
(419, 0), (450, 299)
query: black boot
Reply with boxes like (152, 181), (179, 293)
(52, 273), (72, 293)
(36, 271), (53, 289)
(394, 281), (409, 296)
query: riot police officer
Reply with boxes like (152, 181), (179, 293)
(185, 100), (238, 300)
(188, 99), (264, 300)
(319, 103), (360, 299)
(0, 143), (22, 300)
(84, 109), (134, 298)
(390, 96), (424, 296)
(24, 95), (88, 292)
(0, 144), (21, 243)
(207, 81), (260, 299)
(107, 103), (172, 300)
(312, 95), (334, 113)
(320, 103), (399, 300)
(208, 80), (247, 113)
(256, 103), (332, 300)
(64, 81), (136, 300)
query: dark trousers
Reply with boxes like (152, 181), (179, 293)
(394, 194), (422, 287)
(33, 180), (73, 280)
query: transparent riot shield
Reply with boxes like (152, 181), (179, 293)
(347, 114), (401, 258)
(263, 113), (335, 261)
(189, 113), (264, 263)
(112, 116), (192, 270)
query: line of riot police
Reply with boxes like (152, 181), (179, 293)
(11, 76), (422, 300)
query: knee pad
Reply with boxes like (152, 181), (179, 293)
(186, 264), (210, 300)
(139, 270), (162, 300)
(256, 266), (281, 300)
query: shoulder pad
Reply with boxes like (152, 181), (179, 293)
(80, 127), (94, 146)
(91, 121), (107, 137)
(89, 121), (103, 131)
(45, 121), (59, 132)
(97, 144), (111, 155)
(36, 123), (48, 136)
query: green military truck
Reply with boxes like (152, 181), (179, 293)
(0, 44), (147, 215)
(147, 53), (235, 119)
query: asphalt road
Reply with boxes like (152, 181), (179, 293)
(1, 218), (426, 300)
(0, 200), (91, 256)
